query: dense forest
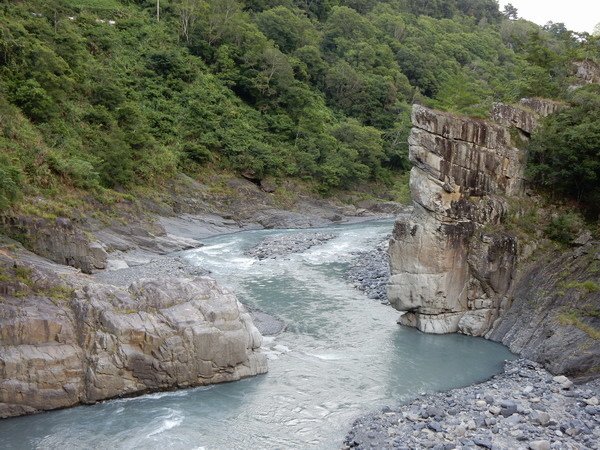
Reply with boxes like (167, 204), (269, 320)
(0, 0), (599, 215)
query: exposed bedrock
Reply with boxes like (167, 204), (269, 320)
(388, 101), (557, 335)
(0, 260), (267, 418)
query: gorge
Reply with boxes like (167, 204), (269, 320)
(0, 220), (515, 448)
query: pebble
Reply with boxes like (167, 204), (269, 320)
(489, 406), (502, 415)
(529, 440), (551, 450)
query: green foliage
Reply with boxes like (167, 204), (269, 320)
(545, 212), (585, 244)
(0, 0), (595, 210)
(560, 281), (600, 294)
(528, 85), (600, 218)
(0, 158), (22, 212)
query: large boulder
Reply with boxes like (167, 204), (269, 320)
(0, 263), (267, 418)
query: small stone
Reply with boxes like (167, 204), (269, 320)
(584, 405), (597, 415)
(532, 411), (551, 426)
(476, 400), (487, 408)
(522, 386), (534, 395)
(428, 421), (442, 432)
(466, 419), (477, 430)
(530, 397), (541, 403)
(529, 440), (551, 450)
(500, 401), (518, 418)
(584, 396), (599, 406)
(473, 437), (492, 449)
(489, 406), (502, 415)
(455, 425), (466, 437)
(552, 375), (573, 389)
(504, 414), (522, 426)
(555, 430), (563, 437)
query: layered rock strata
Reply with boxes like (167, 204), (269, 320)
(0, 258), (267, 418)
(388, 101), (557, 335)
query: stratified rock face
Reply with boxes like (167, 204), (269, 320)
(388, 102), (554, 335)
(0, 274), (267, 418)
(1, 217), (108, 274)
(488, 243), (600, 380)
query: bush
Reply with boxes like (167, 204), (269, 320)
(0, 156), (22, 211)
(10, 80), (56, 123)
(545, 212), (584, 244)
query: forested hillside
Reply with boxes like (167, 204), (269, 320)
(1, 0), (598, 213)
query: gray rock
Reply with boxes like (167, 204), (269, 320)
(529, 440), (551, 450)
(500, 401), (518, 418)
(0, 272), (267, 418)
(532, 411), (551, 426)
(244, 232), (335, 259)
(473, 437), (493, 449)
(387, 103), (559, 336)
(504, 414), (522, 426)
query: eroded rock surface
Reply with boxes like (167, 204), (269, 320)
(1, 216), (108, 274)
(488, 243), (600, 379)
(0, 257), (267, 418)
(388, 102), (557, 335)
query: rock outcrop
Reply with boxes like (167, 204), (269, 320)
(1, 216), (108, 274)
(387, 101), (558, 335)
(572, 60), (600, 85)
(0, 257), (267, 418)
(488, 243), (600, 379)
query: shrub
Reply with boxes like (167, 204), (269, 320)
(545, 212), (584, 244)
(0, 156), (22, 211)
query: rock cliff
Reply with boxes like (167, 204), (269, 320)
(0, 254), (267, 418)
(388, 101), (560, 335)
(488, 243), (600, 379)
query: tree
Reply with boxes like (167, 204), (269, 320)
(503, 3), (518, 20)
(175, 0), (203, 44)
(527, 85), (600, 218)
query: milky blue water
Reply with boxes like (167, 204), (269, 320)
(0, 219), (514, 449)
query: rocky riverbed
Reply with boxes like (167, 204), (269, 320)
(344, 359), (600, 450)
(244, 232), (336, 259)
(345, 236), (391, 304)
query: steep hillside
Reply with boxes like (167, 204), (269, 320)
(1, 0), (597, 217)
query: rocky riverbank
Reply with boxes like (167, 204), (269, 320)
(345, 236), (391, 304)
(344, 359), (600, 450)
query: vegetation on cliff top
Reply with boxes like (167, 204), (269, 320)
(0, 0), (597, 213)
(528, 84), (600, 219)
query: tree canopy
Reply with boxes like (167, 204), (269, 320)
(0, 0), (597, 210)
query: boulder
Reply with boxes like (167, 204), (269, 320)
(0, 270), (267, 418)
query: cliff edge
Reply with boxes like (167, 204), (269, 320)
(387, 100), (599, 378)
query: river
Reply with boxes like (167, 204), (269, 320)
(0, 219), (514, 449)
